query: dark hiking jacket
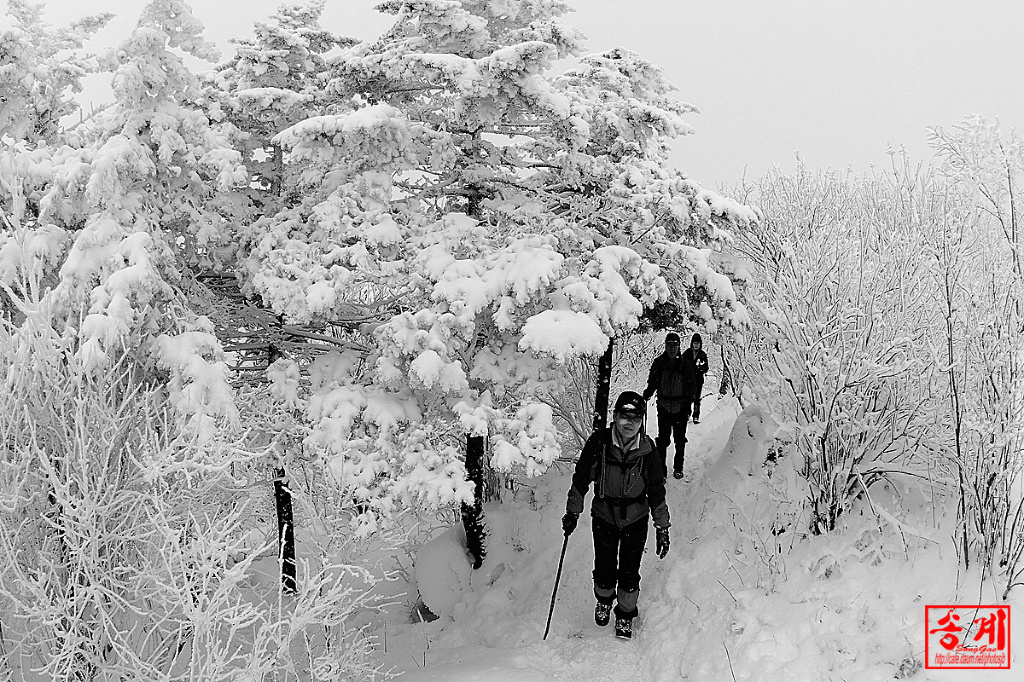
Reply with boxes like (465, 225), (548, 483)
(644, 352), (688, 414)
(681, 347), (709, 391)
(566, 427), (670, 530)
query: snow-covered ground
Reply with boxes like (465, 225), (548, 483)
(377, 397), (1022, 681)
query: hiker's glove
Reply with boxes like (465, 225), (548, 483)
(562, 512), (578, 536)
(656, 526), (670, 559)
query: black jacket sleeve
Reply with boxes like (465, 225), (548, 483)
(645, 438), (670, 528)
(643, 355), (661, 400)
(566, 430), (604, 515)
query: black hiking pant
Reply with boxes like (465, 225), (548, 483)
(687, 382), (704, 421)
(592, 516), (649, 620)
(656, 407), (689, 474)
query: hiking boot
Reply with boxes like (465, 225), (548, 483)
(673, 469), (684, 479)
(693, 417), (700, 424)
(595, 601), (612, 627)
(615, 616), (633, 639)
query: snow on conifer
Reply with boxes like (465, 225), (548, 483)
(234, 0), (756, 530)
(2, 0), (248, 436)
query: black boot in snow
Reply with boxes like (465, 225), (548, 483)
(615, 616), (633, 639)
(595, 601), (612, 626)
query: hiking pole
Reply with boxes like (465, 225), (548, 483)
(543, 533), (570, 640)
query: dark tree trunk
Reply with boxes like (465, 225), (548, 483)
(593, 338), (614, 431)
(274, 468), (297, 593)
(462, 434), (488, 569)
(267, 343), (297, 593)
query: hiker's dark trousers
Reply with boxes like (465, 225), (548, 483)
(687, 382), (704, 420)
(592, 516), (649, 619)
(656, 407), (689, 473)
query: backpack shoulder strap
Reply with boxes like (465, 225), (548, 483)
(642, 435), (661, 482)
(594, 428), (612, 498)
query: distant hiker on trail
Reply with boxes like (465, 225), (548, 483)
(643, 332), (690, 479)
(561, 391), (671, 640)
(682, 333), (709, 424)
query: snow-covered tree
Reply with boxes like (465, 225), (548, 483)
(1, 0), (248, 437)
(1, 6), (402, 674)
(205, 1), (359, 218)
(0, 0), (111, 315)
(193, 3), (368, 588)
(0, 0), (112, 142)
(240, 0), (756, 551)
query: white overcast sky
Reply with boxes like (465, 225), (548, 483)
(37, 0), (1024, 189)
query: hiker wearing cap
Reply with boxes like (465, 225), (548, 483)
(643, 332), (690, 479)
(561, 391), (671, 640)
(682, 333), (709, 423)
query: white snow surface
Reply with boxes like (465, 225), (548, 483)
(382, 397), (1023, 681)
(517, 309), (607, 361)
(417, 525), (473, 621)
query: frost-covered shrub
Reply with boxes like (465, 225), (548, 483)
(733, 136), (1024, 597)
(929, 118), (1024, 597)
(734, 166), (944, 534)
(0, 307), (391, 682)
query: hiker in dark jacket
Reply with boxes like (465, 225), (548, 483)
(562, 391), (671, 640)
(643, 331), (690, 479)
(681, 333), (709, 423)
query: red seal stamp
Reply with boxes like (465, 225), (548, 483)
(926, 605), (1010, 669)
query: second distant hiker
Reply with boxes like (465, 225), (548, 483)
(643, 332), (689, 478)
(644, 331), (709, 478)
(682, 333), (709, 424)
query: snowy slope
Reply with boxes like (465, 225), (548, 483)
(382, 397), (1022, 681)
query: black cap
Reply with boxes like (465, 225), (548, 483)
(691, 332), (703, 345)
(613, 391), (646, 418)
(665, 332), (680, 344)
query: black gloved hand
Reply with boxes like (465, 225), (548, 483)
(562, 512), (578, 536)
(656, 526), (670, 559)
